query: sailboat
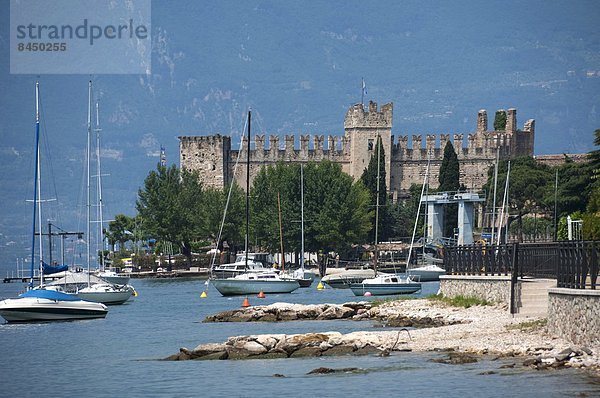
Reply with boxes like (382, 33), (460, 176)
(0, 82), (108, 323)
(281, 164), (314, 287)
(211, 110), (300, 296)
(349, 136), (422, 296)
(49, 81), (135, 305)
(406, 156), (446, 282)
(92, 103), (130, 286)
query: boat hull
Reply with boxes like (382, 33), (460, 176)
(77, 286), (134, 305)
(0, 297), (108, 322)
(349, 282), (422, 296)
(321, 269), (375, 289)
(211, 279), (300, 296)
(407, 266), (446, 282)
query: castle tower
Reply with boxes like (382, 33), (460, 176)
(344, 101), (393, 188)
(178, 135), (231, 188)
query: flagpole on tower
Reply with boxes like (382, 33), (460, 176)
(361, 77), (365, 105)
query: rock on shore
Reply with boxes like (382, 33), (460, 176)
(203, 301), (463, 327)
(169, 299), (600, 372)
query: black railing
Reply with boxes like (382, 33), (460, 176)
(443, 241), (599, 290)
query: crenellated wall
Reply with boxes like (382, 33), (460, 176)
(179, 102), (536, 194)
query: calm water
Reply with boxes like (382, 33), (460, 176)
(0, 278), (598, 397)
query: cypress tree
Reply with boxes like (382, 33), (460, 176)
(438, 141), (460, 238)
(360, 136), (389, 242)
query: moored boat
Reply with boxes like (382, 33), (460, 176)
(212, 271), (300, 296)
(0, 286), (107, 323)
(349, 273), (422, 296)
(321, 268), (375, 289)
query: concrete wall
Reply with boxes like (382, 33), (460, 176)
(548, 288), (600, 347)
(439, 275), (512, 306)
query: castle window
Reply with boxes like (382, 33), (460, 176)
(368, 139), (374, 151)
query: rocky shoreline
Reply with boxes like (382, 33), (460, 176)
(168, 299), (600, 373)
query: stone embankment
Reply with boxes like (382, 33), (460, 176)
(168, 299), (600, 373)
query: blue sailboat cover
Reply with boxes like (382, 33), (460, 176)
(42, 262), (69, 275)
(19, 289), (81, 301)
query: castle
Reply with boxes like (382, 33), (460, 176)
(178, 101), (535, 198)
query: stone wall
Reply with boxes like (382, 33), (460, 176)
(439, 275), (512, 306)
(548, 288), (600, 347)
(179, 102), (537, 194)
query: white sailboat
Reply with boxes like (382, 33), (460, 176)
(75, 82), (134, 305)
(211, 110), (300, 296)
(281, 164), (315, 287)
(349, 135), (422, 296)
(406, 156), (446, 282)
(0, 82), (108, 323)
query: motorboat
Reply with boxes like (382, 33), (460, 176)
(0, 289), (108, 323)
(349, 273), (422, 296)
(95, 269), (130, 285)
(212, 254), (272, 279)
(407, 264), (446, 282)
(211, 271), (300, 296)
(321, 268), (375, 289)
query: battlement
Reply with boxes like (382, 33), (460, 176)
(344, 101), (393, 130)
(178, 102), (536, 194)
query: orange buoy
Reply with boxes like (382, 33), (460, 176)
(257, 290), (266, 299)
(242, 297), (251, 307)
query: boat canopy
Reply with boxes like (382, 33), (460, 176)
(19, 289), (82, 301)
(42, 262), (69, 275)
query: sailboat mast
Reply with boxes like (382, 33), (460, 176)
(300, 164), (305, 271)
(245, 110), (251, 270)
(277, 192), (285, 272)
(490, 146), (499, 245)
(95, 102), (105, 271)
(407, 158), (430, 269)
(86, 81), (92, 285)
(374, 136), (381, 276)
(29, 82), (41, 288)
(497, 160), (510, 246)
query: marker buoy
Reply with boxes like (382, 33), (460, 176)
(200, 291), (207, 298)
(317, 281), (325, 290)
(364, 291), (372, 297)
(242, 297), (251, 307)
(257, 290), (266, 299)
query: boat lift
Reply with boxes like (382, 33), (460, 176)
(421, 192), (485, 245)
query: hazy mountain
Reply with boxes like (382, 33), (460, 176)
(1, 0), (599, 271)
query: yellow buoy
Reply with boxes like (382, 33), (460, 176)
(317, 281), (325, 290)
(200, 291), (207, 298)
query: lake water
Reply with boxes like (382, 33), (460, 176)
(0, 278), (598, 397)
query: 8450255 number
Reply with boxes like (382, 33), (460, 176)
(17, 42), (67, 51)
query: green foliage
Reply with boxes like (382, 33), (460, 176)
(427, 294), (491, 308)
(251, 160), (372, 257)
(386, 183), (423, 239)
(105, 213), (135, 251)
(554, 157), (594, 216)
(493, 110), (507, 131)
(438, 141), (460, 237)
(483, 157), (553, 242)
(203, 184), (245, 252)
(136, 164), (204, 263)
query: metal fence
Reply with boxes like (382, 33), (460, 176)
(443, 241), (599, 290)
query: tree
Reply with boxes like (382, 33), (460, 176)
(582, 128), (600, 239)
(494, 110), (507, 131)
(438, 141), (460, 238)
(105, 214), (135, 252)
(202, 184), (245, 254)
(360, 136), (391, 242)
(136, 164), (203, 265)
(483, 157), (552, 242)
(251, 160), (372, 258)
